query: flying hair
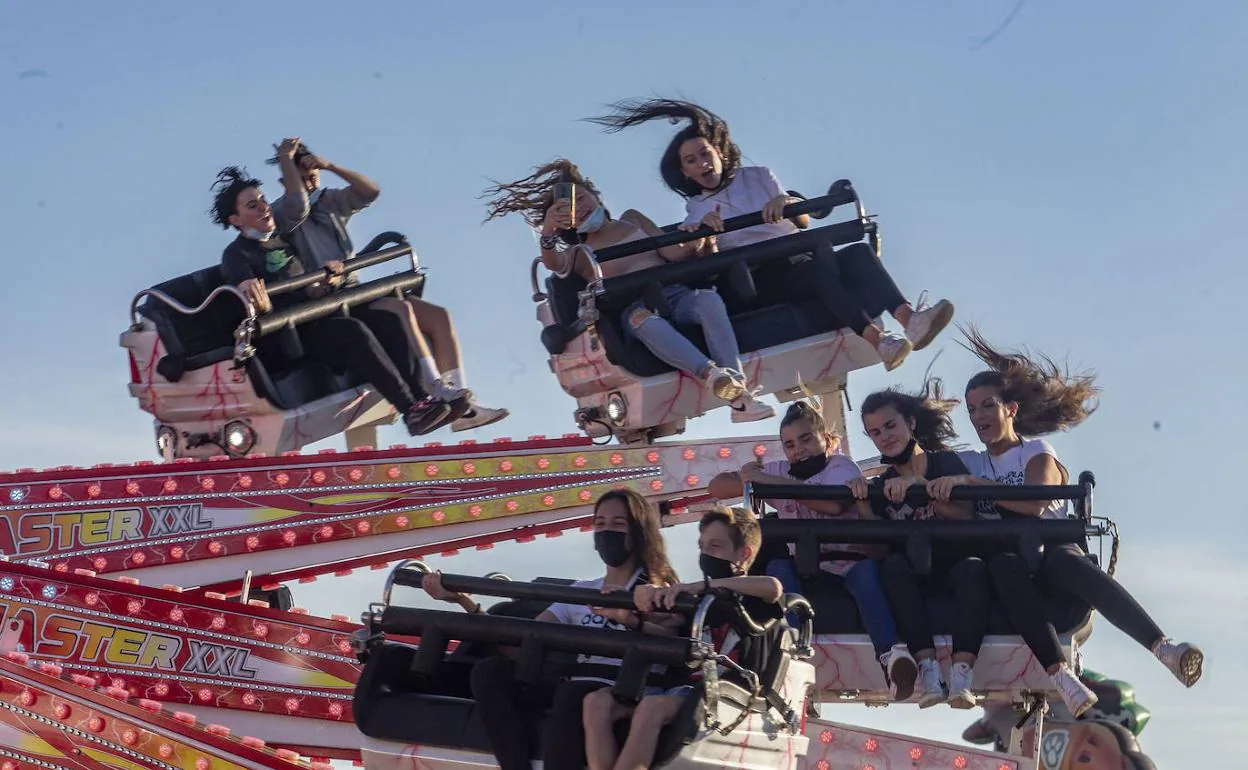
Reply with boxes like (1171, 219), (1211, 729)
(961, 324), (1099, 436)
(585, 98), (742, 198)
(209, 166), (261, 229)
(860, 376), (963, 453)
(480, 159), (604, 247)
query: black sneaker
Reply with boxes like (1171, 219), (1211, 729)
(404, 397), (453, 436)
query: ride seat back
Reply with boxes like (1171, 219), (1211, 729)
(794, 567), (1092, 636)
(546, 274), (587, 329)
(542, 262), (844, 378)
(138, 266), (243, 371)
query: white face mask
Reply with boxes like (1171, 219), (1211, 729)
(243, 226), (276, 241)
(576, 205), (608, 234)
(307, 187), (325, 206)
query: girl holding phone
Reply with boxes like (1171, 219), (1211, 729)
(483, 159), (774, 422)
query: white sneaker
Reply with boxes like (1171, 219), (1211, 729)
(917, 658), (945, 708)
(1050, 664), (1098, 718)
(729, 392), (776, 423)
(947, 661), (976, 709)
(875, 332), (913, 372)
(1153, 638), (1203, 688)
(451, 404), (510, 432)
(903, 296), (954, 351)
(429, 381), (472, 409)
(882, 644), (917, 702)
(704, 366), (748, 402)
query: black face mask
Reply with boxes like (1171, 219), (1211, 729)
(699, 553), (737, 581)
(880, 437), (919, 466)
(594, 530), (632, 568)
(788, 453), (830, 480)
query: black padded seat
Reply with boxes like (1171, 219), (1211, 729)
(751, 535), (1094, 637)
(353, 644), (698, 763)
(545, 273), (840, 379)
(354, 579), (795, 765)
(135, 261), (425, 411)
(138, 266), (245, 372)
(792, 570), (1092, 636)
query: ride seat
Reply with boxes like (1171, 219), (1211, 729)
(769, 556), (1094, 637)
(138, 266), (245, 375)
(135, 265), (411, 411)
(543, 273), (841, 379)
(354, 642), (708, 763)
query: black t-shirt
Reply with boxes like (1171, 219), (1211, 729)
(870, 450), (970, 521)
(872, 451), (980, 569)
(220, 234), (309, 310)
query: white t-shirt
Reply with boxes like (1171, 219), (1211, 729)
(683, 166), (800, 252)
(545, 568), (649, 675)
(965, 438), (1071, 520)
(761, 454), (869, 575)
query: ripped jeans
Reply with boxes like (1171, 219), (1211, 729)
(622, 284), (742, 377)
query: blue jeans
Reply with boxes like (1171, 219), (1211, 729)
(622, 284), (743, 377)
(766, 557), (898, 657)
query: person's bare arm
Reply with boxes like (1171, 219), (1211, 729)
(739, 462), (848, 515)
(950, 455), (1063, 518)
(537, 199), (597, 280)
(269, 137), (310, 229)
(312, 155), (380, 203)
(621, 209), (711, 261)
(932, 499), (975, 520)
(647, 576), (783, 606)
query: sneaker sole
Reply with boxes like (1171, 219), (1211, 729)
(917, 692), (945, 709)
(452, 408), (510, 433)
(1068, 693), (1098, 719)
(889, 658), (917, 702)
(711, 376), (747, 403)
(910, 301), (955, 351)
(961, 721), (996, 746)
(1178, 647), (1204, 688)
(948, 691), (976, 709)
(882, 342), (913, 372)
(731, 408), (776, 423)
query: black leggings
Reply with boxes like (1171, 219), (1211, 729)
(296, 314), (418, 413)
(987, 552), (1066, 671)
(880, 553), (989, 657)
(756, 243), (907, 336)
(352, 305), (430, 400)
(541, 679), (610, 770)
(1041, 543), (1164, 650)
(469, 656), (605, 770)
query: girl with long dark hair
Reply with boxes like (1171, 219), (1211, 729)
(588, 98), (955, 372)
(708, 400), (911, 700)
(848, 381), (989, 708)
(421, 488), (681, 770)
(929, 329), (1204, 690)
(855, 379), (1101, 716)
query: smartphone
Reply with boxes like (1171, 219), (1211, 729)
(553, 182), (576, 226)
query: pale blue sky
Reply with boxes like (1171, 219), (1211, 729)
(1, 1), (1244, 765)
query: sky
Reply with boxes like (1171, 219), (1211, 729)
(1, 0), (1245, 765)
